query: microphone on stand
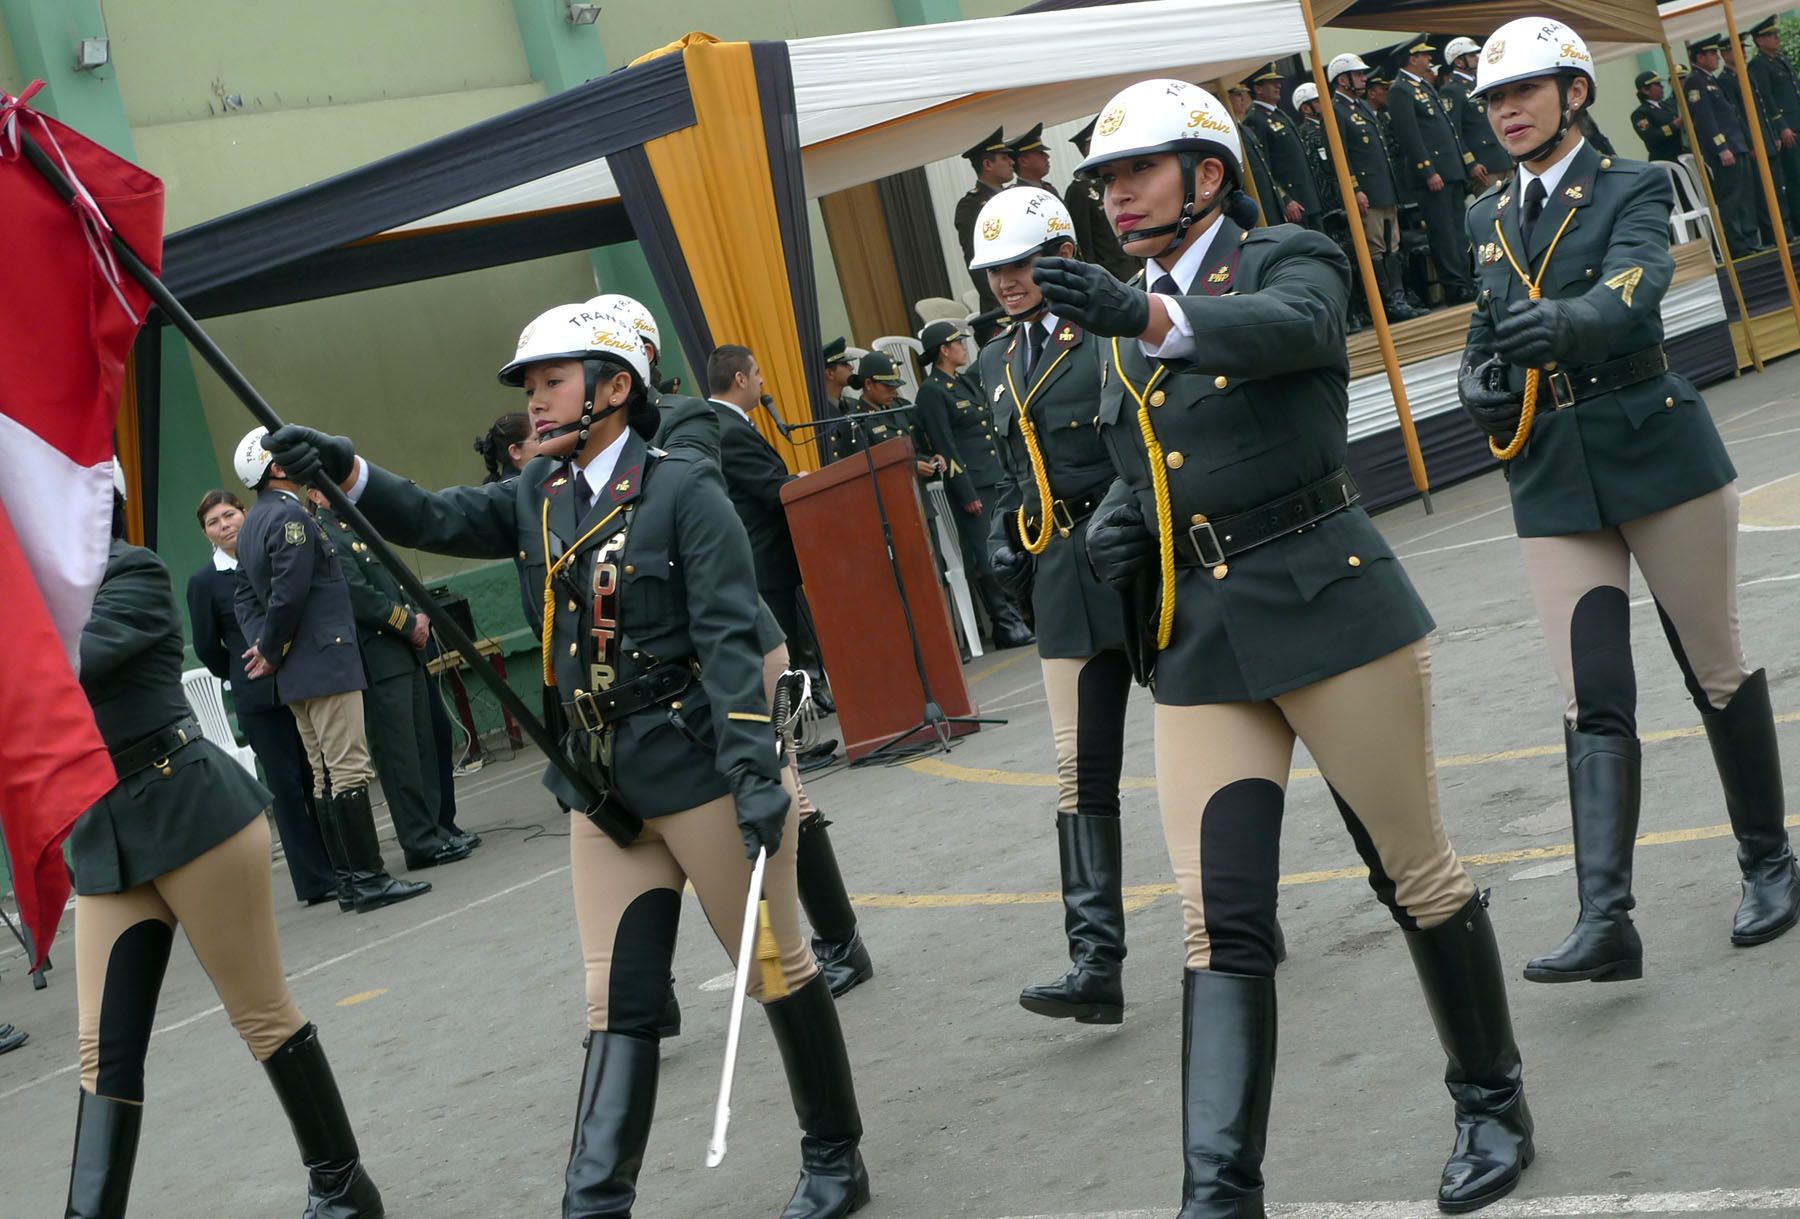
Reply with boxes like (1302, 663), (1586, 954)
(759, 393), (799, 439)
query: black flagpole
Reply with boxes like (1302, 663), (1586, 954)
(16, 130), (641, 847)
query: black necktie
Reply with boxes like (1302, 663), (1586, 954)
(573, 469), (593, 521)
(1521, 178), (1547, 243)
(1152, 273), (1180, 298)
(1026, 323), (1047, 373)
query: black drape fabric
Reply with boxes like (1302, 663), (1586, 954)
(133, 325), (162, 551)
(606, 145), (716, 378)
(876, 169), (955, 329)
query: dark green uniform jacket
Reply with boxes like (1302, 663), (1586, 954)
(1095, 221), (1434, 705)
(990, 317), (1127, 659)
(69, 543), (268, 895)
(1244, 102), (1322, 218)
(1442, 71), (1511, 175)
(1240, 120), (1289, 219)
(1464, 145), (1735, 537)
(1688, 66), (1752, 162)
(315, 505), (420, 684)
(355, 429), (780, 817)
(1333, 91), (1400, 208)
(908, 376), (978, 506)
(1388, 70), (1471, 189)
(1298, 114), (1345, 214)
(928, 365), (1008, 491)
(1749, 50), (1800, 139)
(1630, 97), (1688, 161)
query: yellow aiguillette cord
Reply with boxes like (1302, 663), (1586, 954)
(1109, 337), (1175, 651)
(1004, 345), (1074, 556)
(1489, 207), (1578, 461)
(540, 491), (624, 687)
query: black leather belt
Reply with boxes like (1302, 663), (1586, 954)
(1025, 488), (1105, 538)
(1177, 469), (1360, 568)
(1542, 346), (1668, 411)
(567, 660), (696, 733)
(111, 715), (202, 780)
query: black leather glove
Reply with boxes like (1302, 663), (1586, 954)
(1032, 257), (1152, 338)
(1492, 297), (1600, 368)
(1085, 495), (1157, 587)
(1457, 352), (1524, 445)
(264, 425), (356, 486)
(991, 543), (1033, 598)
(731, 770), (791, 860)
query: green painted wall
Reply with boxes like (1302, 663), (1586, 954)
(596, 0), (896, 68)
(0, 11), (20, 92)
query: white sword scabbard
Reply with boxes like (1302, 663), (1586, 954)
(705, 845), (768, 1167)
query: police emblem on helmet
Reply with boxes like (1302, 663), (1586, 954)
(1097, 106), (1126, 136)
(982, 217), (1003, 240)
(1486, 40), (1505, 63)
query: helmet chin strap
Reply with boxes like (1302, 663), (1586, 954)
(1518, 76), (1577, 166)
(1116, 152), (1226, 261)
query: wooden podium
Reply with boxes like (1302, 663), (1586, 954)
(782, 436), (981, 761)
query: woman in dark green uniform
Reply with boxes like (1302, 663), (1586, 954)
(265, 302), (868, 1219)
(967, 185), (1139, 1025)
(65, 509), (382, 1218)
(1458, 19), (1799, 980)
(1034, 78), (1535, 1215)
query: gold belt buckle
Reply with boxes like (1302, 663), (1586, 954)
(1051, 498), (1075, 537)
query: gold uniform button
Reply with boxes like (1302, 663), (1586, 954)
(569, 642), (578, 656)
(670, 700), (683, 710)
(1214, 375), (1228, 389)
(334, 636), (342, 643)
(1213, 564), (1229, 579)
(568, 600), (578, 613)
(1191, 513), (1208, 525)
(1665, 397), (1675, 409)
(1601, 157), (1613, 168)
(624, 564), (636, 574)
(1069, 420), (1079, 428)
(519, 550), (527, 561)
(1347, 555), (1362, 568)
(1150, 390), (1166, 407)
(1166, 451), (1185, 469)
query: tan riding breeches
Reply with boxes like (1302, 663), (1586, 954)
(1519, 484), (1751, 733)
(1040, 652), (1134, 816)
(1363, 205), (1400, 257)
(76, 817), (306, 1100)
(289, 688), (375, 796)
(569, 778), (818, 1036)
(1157, 640), (1475, 975)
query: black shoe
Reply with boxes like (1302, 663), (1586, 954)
(796, 817), (875, 998)
(1178, 970), (1274, 1219)
(657, 980), (682, 1039)
(65, 1090), (142, 1219)
(303, 893), (337, 908)
(1701, 670), (1800, 946)
(1405, 893), (1535, 1214)
(1020, 812), (1125, 1024)
(263, 1024), (385, 1219)
(403, 837), (474, 870)
(0, 1023), (27, 1053)
(312, 795), (357, 913)
(991, 620), (1036, 649)
(1524, 729), (1643, 983)
(765, 974), (871, 1219)
(811, 685), (836, 716)
(564, 1032), (659, 1219)
(334, 788), (431, 913)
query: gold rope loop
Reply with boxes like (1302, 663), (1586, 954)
(1488, 209), (1578, 461)
(1110, 337), (1175, 650)
(1005, 348), (1074, 556)
(539, 489), (624, 687)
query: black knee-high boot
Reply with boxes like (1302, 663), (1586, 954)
(310, 792), (355, 913)
(64, 1091), (143, 1219)
(1404, 893), (1535, 1213)
(263, 1024), (385, 1219)
(563, 1032), (659, 1219)
(1701, 670), (1800, 945)
(1020, 812), (1126, 1023)
(796, 816), (874, 997)
(1178, 970), (1274, 1219)
(1524, 728), (1643, 982)
(332, 787), (430, 913)
(766, 974), (870, 1219)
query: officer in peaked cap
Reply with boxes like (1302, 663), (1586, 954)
(1746, 15), (1800, 233)
(1064, 116), (1140, 280)
(1007, 122), (1052, 190)
(955, 126), (1016, 315)
(1388, 36), (1476, 302)
(1688, 34), (1764, 252)
(1441, 35), (1512, 187)
(1241, 63), (1322, 227)
(819, 336), (855, 464)
(1630, 70), (1688, 162)
(1225, 80), (1290, 225)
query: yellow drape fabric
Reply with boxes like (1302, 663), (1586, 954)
(115, 358), (144, 546)
(636, 35), (819, 472)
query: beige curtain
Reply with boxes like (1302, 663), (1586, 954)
(819, 184), (914, 348)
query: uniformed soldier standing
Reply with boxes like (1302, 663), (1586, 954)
(1035, 77), (1534, 1216)
(917, 319), (1035, 650)
(232, 432), (431, 914)
(1329, 53), (1430, 322)
(64, 526), (385, 1218)
(1294, 80), (1368, 327)
(818, 337), (856, 465)
(1227, 82), (1289, 225)
(1243, 64), (1322, 228)
(1065, 118), (1141, 281)
(265, 303), (869, 1218)
(1747, 17), (1800, 234)
(1441, 36), (1512, 189)
(1006, 123), (1052, 190)
(1629, 71), (1688, 162)
(1687, 34), (1765, 254)
(970, 186), (1139, 1026)
(1459, 20), (1800, 983)
(1390, 38), (1477, 302)
(954, 127), (1016, 316)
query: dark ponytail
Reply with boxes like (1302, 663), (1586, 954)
(1224, 188), (1261, 229)
(475, 411), (530, 483)
(627, 386), (661, 441)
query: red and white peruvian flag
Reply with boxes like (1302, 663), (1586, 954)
(0, 84), (164, 966)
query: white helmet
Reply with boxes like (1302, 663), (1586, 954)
(585, 293), (661, 356)
(1327, 52), (1372, 83)
(498, 302), (652, 388)
(1473, 18), (1594, 99)
(1443, 36), (1482, 62)
(968, 187), (1077, 271)
(1076, 78), (1243, 178)
(1292, 82), (1320, 110)
(234, 426), (275, 490)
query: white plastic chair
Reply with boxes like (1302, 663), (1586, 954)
(925, 480), (983, 660)
(913, 296), (966, 327)
(1667, 157), (1720, 261)
(872, 335), (924, 397)
(180, 668), (259, 777)
(960, 287), (981, 313)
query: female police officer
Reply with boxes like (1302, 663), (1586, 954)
(264, 302), (868, 1219)
(969, 185), (1139, 1025)
(65, 498), (383, 1218)
(1457, 19), (1799, 980)
(1034, 79), (1535, 1214)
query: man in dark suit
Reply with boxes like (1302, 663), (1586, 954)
(186, 489), (336, 906)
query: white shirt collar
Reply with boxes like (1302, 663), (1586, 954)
(1145, 212), (1228, 295)
(212, 547), (238, 571)
(572, 426), (633, 494)
(1038, 311), (1061, 336)
(1454, 69), (1475, 83)
(1254, 100), (1277, 112)
(1515, 138), (1587, 206)
(709, 396), (752, 423)
(1401, 69), (1425, 84)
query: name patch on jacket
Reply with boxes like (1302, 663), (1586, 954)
(589, 530), (627, 692)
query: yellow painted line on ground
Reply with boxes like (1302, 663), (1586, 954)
(969, 648), (1037, 685)
(336, 988), (389, 1007)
